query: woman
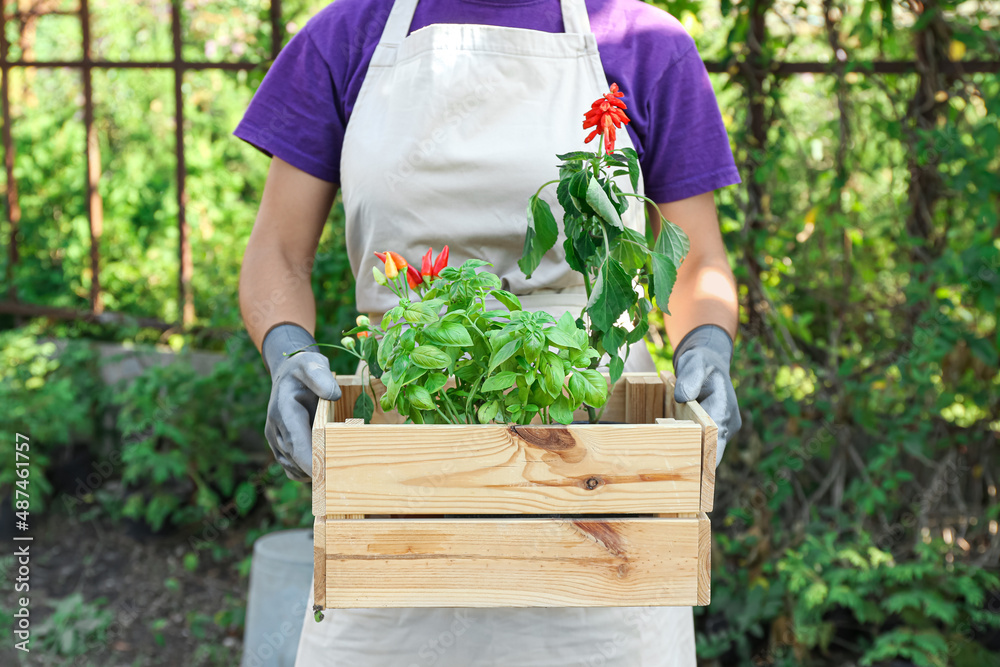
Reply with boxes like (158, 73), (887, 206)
(236, 0), (742, 664)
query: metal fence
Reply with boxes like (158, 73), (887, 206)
(1, 0), (997, 331)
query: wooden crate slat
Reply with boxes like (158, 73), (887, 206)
(311, 398), (329, 517)
(660, 371), (717, 513)
(313, 517), (326, 608)
(323, 517), (704, 608)
(323, 422), (703, 515)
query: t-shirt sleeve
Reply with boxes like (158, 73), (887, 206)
(233, 27), (343, 184)
(640, 41), (741, 204)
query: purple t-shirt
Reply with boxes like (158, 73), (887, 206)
(235, 0), (740, 203)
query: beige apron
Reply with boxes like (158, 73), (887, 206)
(296, 0), (696, 663)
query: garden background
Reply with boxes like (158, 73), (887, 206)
(1, 0), (998, 665)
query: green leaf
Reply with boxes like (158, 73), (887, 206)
(556, 150), (594, 161)
(653, 216), (690, 265)
(609, 354), (624, 385)
(568, 169), (590, 199)
(353, 391), (374, 424)
(569, 369), (608, 407)
(488, 339), (521, 373)
(586, 176), (623, 228)
(518, 195), (558, 278)
(482, 371), (517, 392)
(548, 394), (575, 425)
(478, 400), (500, 424)
(376, 327), (398, 370)
(492, 289), (522, 312)
(621, 147), (640, 191)
(403, 301), (441, 325)
(649, 251), (679, 314)
(408, 385), (435, 411)
(411, 345), (451, 369)
(523, 330), (545, 363)
(610, 227), (648, 271)
(424, 372), (448, 394)
(423, 320), (474, 347)
(586, 259), (635, 332)
(546, 327), (582, 350)
(539, 351), (566, 396)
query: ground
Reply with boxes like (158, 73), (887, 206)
(2, 495), (257, 667)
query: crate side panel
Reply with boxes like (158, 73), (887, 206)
(324, 517), (700, 607)
(324, 423), (703, 514)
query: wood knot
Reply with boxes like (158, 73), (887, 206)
(617, 563), (630, 578)
(585, 477), (601, 490)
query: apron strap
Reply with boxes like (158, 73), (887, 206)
(371, 0), (420, 67)
(560, 0), (593, 35)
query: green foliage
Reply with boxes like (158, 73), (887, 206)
(522, 146), (689, 384)
(342, 259), (606, 424)
(0, 328), (104, 512)
(34, 593), (114, 658)
(112, 334), (270, 532)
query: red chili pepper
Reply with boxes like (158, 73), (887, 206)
(421, 247), (434, 278)
(384, 253), (399, 279)
(583, 83), (630, 154)
(357, 331), (370, 339)
(406, 264), (422, 290)
(386, 251), (408, 270)
(373, 251), (387, 263)
(431, 245), (449, 276)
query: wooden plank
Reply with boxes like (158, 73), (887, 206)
(323, 422), (703, 515)
(625, 375), (646, 425)
(311, 398), (329, 517)
(332, 375), (363, 423)
(697, 512), (711, 605)
(313, 517), (326, 608)
(645, 375), (665, 421)
(660, 371), (717, 512)
(323, 517), (703, 608)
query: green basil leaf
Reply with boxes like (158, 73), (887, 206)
(570, 368), (608, 407)
(409, 385), (435, 411)
(403, 302), (441, 325)
(488, 339), (521, 373)
(546, 327), (582, 350)
(540, 351), (566, 396)
(424, 372), (449, 394)
(492, 289), (522, 312)
(424, 320), (474, 347)
(548, 394), (575, 425)
(478, 400), (500, 424)
(411, 345), (451, 369)
(482, 371), (517, 393)
(523, 330), (545, 364)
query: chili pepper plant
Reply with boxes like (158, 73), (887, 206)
(520, 83), (690, 390)
(313, 247), (608, 425)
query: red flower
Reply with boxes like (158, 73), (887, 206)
(583, 83), (630, 155)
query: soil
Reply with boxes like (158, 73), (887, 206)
(2, 494), (259, 667)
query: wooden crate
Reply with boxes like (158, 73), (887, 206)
(312, 371), (716, 609)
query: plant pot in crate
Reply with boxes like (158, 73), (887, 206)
(311, 370), (717, 609)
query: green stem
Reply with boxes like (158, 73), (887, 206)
(532, 179), (561, 199)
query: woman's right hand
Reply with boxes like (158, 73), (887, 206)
(262, 323), (342, 481)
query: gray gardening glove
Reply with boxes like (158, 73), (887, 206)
(672, 324), (741, 468)
(262, 324), (341, 481)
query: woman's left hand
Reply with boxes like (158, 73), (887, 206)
(672, 324), (741, 468)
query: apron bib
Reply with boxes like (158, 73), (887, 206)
(296, 0), (696, 664)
